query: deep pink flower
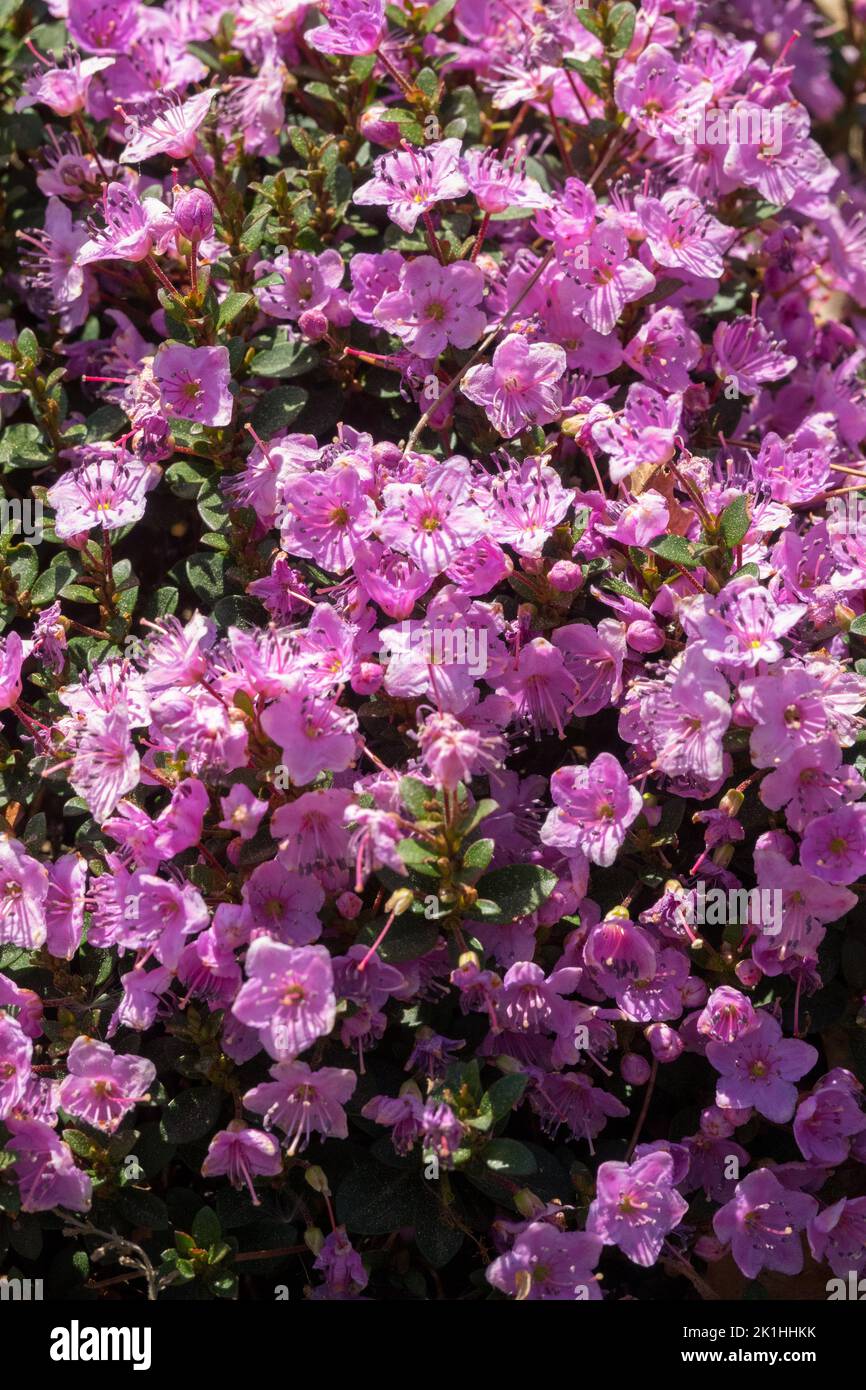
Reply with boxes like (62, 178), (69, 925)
(154, 343), (233, 426)
(713, 1168), (818, 1279)
(354, 139), (468, 233)
(461, 334), (565, 437)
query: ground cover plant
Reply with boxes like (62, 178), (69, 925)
(1, 0), (866, 1304)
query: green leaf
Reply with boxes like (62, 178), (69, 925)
(606, 1), (636, 55)
(185, 552), (230, 603)
(483, 1138), (537, 1176)
(399, 775), (435, 819)
(564, 56), (607, 95)
(192, 1206), (222, 1247)
(356, 913), (440, 962)
(649, 534), (700, 569)
(472, 864), (557, 925)
(117, 1189), (171, 1230)
(30, 556), (81, 606)
(249, 341), (318, 378)
(719, 494), (750, 548)
(396, 838), (438, 875)
(216, 292), (253, 330)
(336, 1160), (423, 1234)
(250, 385), (308, 439)
(420, 0), (456, 31)
(415, 67), (440, 100)
(160, 1086), (224, 1143)
(850, 614), (866, 638)
(0, 423), (51, 468)
(485, 1072), (528, 1122)
(456, 798), (498, 836)
(462, 837), (494, 872)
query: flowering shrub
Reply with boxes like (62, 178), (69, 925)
(1, 0), (866, 1305)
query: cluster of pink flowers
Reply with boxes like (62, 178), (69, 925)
(1, 0), (866, 1304)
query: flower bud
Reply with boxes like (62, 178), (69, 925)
(621, 1053), (651, 1085)
(700, 1105), (734, 1139)
(546, 559), (583, 593)
(304, 1226), (325, 1256)
(385, 886), (415, 916)
(681, 975), (707, 1008)
(694, 1235), (726, 1262)
(336, 891), (362, 920)
(718, 788), (744, 817)
(645, 1022), (683, 1062)
(735, 958), (762, 989)
(173, 185), (214, 241)
(514, 1187), (546, 1219)
(359, 104), (403, 148)
(305, 1165), (331, 1196)
(298, 308), (329, 341)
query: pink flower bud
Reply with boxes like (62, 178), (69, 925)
(173, 186), (214, 241)
(681, 976), (707, 1009)
(700, 1105), (734, 1139)
(626, 618), (665, 653)
(298, 309), (330, 341)
(735, 959), (762, 988)
(621, 1053), (651, 1085)
(359, 104), (403, 148)
(337, 892), (363, 920)
(351, 662), (384, 696)
(646, 1023), (684, 1063)
(694, 1235), (726, 1262)
(547, 560), (583, 593)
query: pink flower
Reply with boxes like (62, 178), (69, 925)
(378, 465), (484, 576)
(77, 182), (173, 265)
(6, 1117), (92, 1212)
(354, 139), (468, 233)
(713, 1168), (818, 1279)
(569, 218), (656, 334)
(375, 254), (486, 358)
(69, 709), (141, 823)
(635, 188), (734, 280)
(244, 1060), (357, 1153)
(242, 860), (324, 945)
(307, 0), (385, 56)
(707, 1011), (818, 1122)
(543, 752), (643, 867)
(0, 837), (49, 950)
(0, 631), (24, 711)
(713, 315), (797, 396)
(67, 0), (139, 54)
(281, 465), (377, 574)
(256, 248), (344, 321)
(232, 938), (337, 1060)
(47, 453), (161, 538)
(154, 343), (233, 426)
(460, 147), (551, 215)
(800, 806), (866, 885)
(59, 1036), (155, 1133)
(219, 785), (269, 841)
(260, 680), (358, 786)
(587, 1150), (689, 1266)
(461, 333), (566, 437)
(487, 1222), (603, 1300)
(119, 89), (218, 163)
(17, 50), (114, 118)
(591, 383), (682, 485)
(201, 1121), (282, 1204)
